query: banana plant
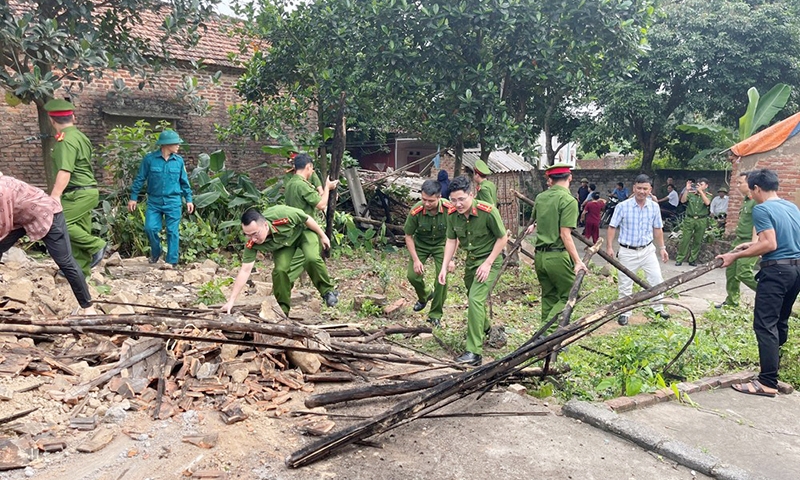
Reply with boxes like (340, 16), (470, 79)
(738, 83), (792, 142)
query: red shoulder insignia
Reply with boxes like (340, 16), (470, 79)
(447, 205), (457, 214)
(273, 218), (290, 226)
(441, 200), (453, 208)
(246, 239), (255, 249)
(410, 205), (424, 216)
(476, 203), (493, 213)
(55, 132), (65, 142)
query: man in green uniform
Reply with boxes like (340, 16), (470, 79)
(438, 176), (507, 366)
(676, 177), (711, 266)
(717, 171), (758, 308)
(525, 164), (587, 325)
(283, 153), (339, 307)
(220, 206), (335, 315)
(472, 159), (497, 206)
(45, 99), (106, 277)
(405, 179), (455, 326)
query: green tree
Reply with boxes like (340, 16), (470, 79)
(593, 0), (800, 173)
(0, 0), (219, 185)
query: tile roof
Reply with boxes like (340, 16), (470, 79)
(461, 148), (534, 173)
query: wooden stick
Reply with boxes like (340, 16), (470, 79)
(352, 216), (405, 233)
(304, 374), (460, 408)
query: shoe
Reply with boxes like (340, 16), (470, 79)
(617, 315), (629, 326)
(90, 243), (107, 268)
(454, 352), (482, 366)
(413, 292), (434, 312)
(674, 261), (682, 266)
(715, 302), (733, 309)
(427, 317), (441, 328)
(654, 311), (670, 320)
(148, 256), (159, 264)
(688, 261), (698, 266)
(323, 291), (339, 308)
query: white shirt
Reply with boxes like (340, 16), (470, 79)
(667, 190), (679, 207)
(710, 195), (729, 216)
(609, 197), (663, 247)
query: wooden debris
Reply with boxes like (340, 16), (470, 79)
(70, 416), (97, 431)
(219, 404), (248, 425)
(36, 438), (67, 452)
(190, 470), (227, 479)
(182, 433), (218, 449)
(76, 428), (115, 453)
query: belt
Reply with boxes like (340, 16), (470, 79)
(689, 215), (707, 219)
(619, 242), (652, 251)
(759, 258), (800, 268)
(536, 246), (565, 252)
(64, 185), (97, 193)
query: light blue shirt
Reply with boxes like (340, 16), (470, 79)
(609, 197), (663, 246)
(753, 199), (800, 261)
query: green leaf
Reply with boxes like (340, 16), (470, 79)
(625, 376), (643, 396)
(750, 83), (791, 135)
(209, 150), (226, 172)
(4, 91), (22, 107)
(193, 191), (221, 209)
(739, 87), (760, 142)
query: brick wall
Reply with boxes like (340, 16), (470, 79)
(0, 66), (285, 188)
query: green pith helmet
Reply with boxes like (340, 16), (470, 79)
(718, 187), (729, 193)
(156, 130), (184, 146)
(474, 159), (491, 176)
(44, 99), (75, 115)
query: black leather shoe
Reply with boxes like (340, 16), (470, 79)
(454, 352), (482, 366)
(90, 243), (107, 268)
(617, 315), (629, 326)
(413, 300), (427, 312)
(688, 261), (698, 266)
(148, 256), (159, 264)
(427, 317), (441, 328)
(324, 291), (339, 307)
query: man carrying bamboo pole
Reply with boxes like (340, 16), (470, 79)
(438, 176), (507, 366)
(606, 174), (670, 326)
(718, 169), (800, 398)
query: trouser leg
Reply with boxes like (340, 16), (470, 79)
(61, 189), (104, 276)
(299, 230), (335, 297)
(463, 259), (501, 355)
(677, 217), (694, 261)
(0, 229), (26, 256)
(144, 203), (164, 261)
(536, 251), (575, 324)
(639, 245), (665, 312)
(428, 247), (447, 320)
(752, 266), (800, 388)
(288, 248), (306, 284)
(271, 246), (296, 314)
(724, 260), (740, 306)
(406, 250), (429, 303)
(163, 203), (182, 265)
(616, 248), (635, 316)
(43, 213), (92, 308)
(688, 217), (706, 263)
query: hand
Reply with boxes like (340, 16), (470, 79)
(220, 300), (234, 314)
(319, 233), (331, 250)
(127, 200), (138, 212)
(447, 260), (456, 273)
(574, 260), (588, 274)
(685, 180), (693, 189)
(325, 177), (339, 191)
(525, 224), (536, 235)
(413, 259), (425, 275)
(716, 253), (735, 267)
(660, 248), (669, 263)
(606, 247), (615, 258)
(475, 261), (492, 282)
(697, 183), (706, 192)
(186, 202), (195, 214)
(437, 269), (447, 285)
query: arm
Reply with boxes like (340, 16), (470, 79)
(220, 262), (255, 313)
(179, 160), (194, 214)
(717, 229), (777, 267)
(305, 216), (331, 250)
(405, 235), (425, 275)
(654, 228), (668, 262)
(315, 177), (339, 211)
(475, 233), (508, 282)
(606, 226), (617, 257)
(697, 186), (711, 206)
(680, 181), (691, 203)
(128, 157), (149, 212)
(561, 226), (587, 274)
(50, 170), (71, 200)
(438, 238), (458, 285)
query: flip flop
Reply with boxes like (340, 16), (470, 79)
(731, 380), (777, 398)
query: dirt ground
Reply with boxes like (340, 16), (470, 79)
(0, 238), (735, 480)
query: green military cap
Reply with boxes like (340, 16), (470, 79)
(474, 159), (492, 176)
(545, 163), (572, 176)
(156, 129), (184, 145)
(44, 99), (75, 117)
(718, 187), (728, 193)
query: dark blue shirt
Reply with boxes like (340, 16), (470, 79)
(752, 199), (800, 261)
(612, 187), (629, 201)
(130, 150), (193, 206)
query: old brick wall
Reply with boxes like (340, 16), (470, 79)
(0, 66), (284, 188)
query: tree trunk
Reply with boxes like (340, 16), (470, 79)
(36, 100), (57, 189)
(325, 92), (347, 243)
(317, 104), (329, 182)
(453, 136), (464, 177)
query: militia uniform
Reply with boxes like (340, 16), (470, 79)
(532, 165), (579, 324)
(242, 205), (335, 314)
(676, 190), (710, 265)
(723, 196), (758, 306)
(446, 199), (506, 356)
(473, 160), (497, 206)
(285, 172), (324, 284)
(45, 99), (106, 277)
(404, 198), (452, 323)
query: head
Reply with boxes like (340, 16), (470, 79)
(156, 130), (184, 155)
(437, 170), (449, 182)
(241, 209), (269, 245)
(420, 179), (442, 211)
(580, 178), (589, 186)
(473, 160), (491, 182)
(736, 172), (750, 197)
(746, 169), (779, 203)
(632, 174), (652, 202)
(591, 192), (600, 200)
(588, 183), (596, 191)
(293, 153), (315, 179)
(616, 182), (624, 189)
(696, 177), (709, 190)
(44, 99), (76, 129)
(667, 184), (675, 192)
(717, 189), (727, 198)
(448, 175), (474, 214)
(667, 177), (674, 184)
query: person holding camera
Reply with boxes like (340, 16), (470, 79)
(676, 178), (711, 266)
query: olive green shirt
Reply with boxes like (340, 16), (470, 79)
(476, 179), (497, 206)
(734, 197), (756, 242)
(241, 205), (309, 264)
(404, 199), (451, 251)
(446, 200), (506, 261)
(284, 174), (321, 216)
(683, 191), (710, 217)
(52, 126), (96, 188)
(532, 185), (578, 249)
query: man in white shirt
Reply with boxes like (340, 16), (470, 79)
(657, 183), (679, 212)
(710, 187), (729, 217)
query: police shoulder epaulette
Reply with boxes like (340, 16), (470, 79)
(410, 204), (424, 216)
(441, 200), (453, 208)
(447, 205), (458, 214)
(476, 203), (493, 213)
(246, 239), (255, 249)
(273, 217), (290, 226)
(55, 132), (65, 142)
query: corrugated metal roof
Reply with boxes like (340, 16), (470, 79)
(461, 149), (534, 173)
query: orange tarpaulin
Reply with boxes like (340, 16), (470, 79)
(731, 112), (800, 158)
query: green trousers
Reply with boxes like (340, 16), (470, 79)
(406, 246), (447, 320)
(272, 230), (335, 314)
(724, 239), (758, 305)
(61, 188), (105, 277)
(288, 231), (318, 284)
(677, 216), (708, 263)
(535, 251), (576, 324)
(463, 257), (502, 355)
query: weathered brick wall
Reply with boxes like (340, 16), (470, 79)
(0, 66), (285, 188)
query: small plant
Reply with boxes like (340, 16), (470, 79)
(358, 299), (383, 318)
(196, 277), (234, 305)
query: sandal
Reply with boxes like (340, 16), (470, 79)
(731, 380), (777, 398)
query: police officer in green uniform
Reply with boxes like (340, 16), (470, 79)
(283, 153), (339, 306)
(45, 99), (106, 277)
(525, 164), (587, 325)
(718, 171), (759, 308)
(472, 159), (497, 206)
(676, 177), (711, 266)
(221, 206), (334, 315)
(438, 176), (508, 366)
(405, 179), (455, 326)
